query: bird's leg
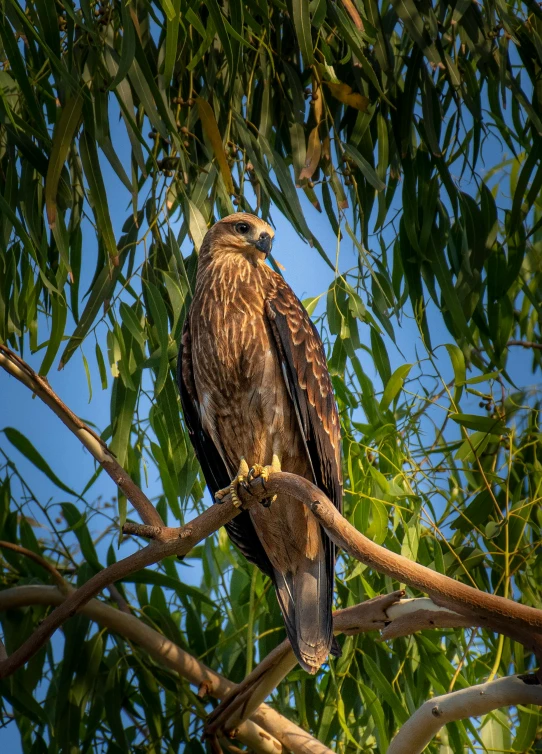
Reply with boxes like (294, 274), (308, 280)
(247, 454), (281, 507)
(214, 458), (250, 508)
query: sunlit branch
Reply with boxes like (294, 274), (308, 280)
(0, 585), (332, 754)
(387, 673), (542, 754)
(252, 472), (542, 634)
(206, 596), (473, 737)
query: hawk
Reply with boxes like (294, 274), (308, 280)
(177, 213), (342, 673)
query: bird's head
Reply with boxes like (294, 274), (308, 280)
(200, 213), (275, 265)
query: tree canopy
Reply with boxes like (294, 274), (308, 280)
(1, 0), (542, 751)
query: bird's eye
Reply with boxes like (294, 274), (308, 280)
(236, 222), (250, 234)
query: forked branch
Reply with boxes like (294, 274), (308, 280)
(0, 585), (334, 754)
(387, 674), (542, 754)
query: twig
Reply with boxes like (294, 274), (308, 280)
(108, 584), (131, 614)
(507, 340), (542, 350)
(0, 540), (68, 591)
(0, 345), (164, 528)
(387, 673), (542, 754)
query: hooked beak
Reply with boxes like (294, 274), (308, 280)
(252, 232), (273, 257)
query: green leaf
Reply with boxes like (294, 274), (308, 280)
(292, 0), (314, 65)
(196, 98), (234, 195)
(391, 0), (441, 65)
(163, 0), (181, 84)
(122, 570), (214, 606)
(370, 328), (391, 387)
(45, 93), (83, 228)
(186, 199), (208, 252)
(95, 342), (108, 390)
(143, 280), (170, 395)
(450, 413), (507, 435)
(60, 502), (101, 570)
(401, 510), (420, 563)
(362, 654), (409, 724)
(445, 344), (466, 403)
(79, 129), (119, 265)
(455, 431), (501, 462)
(380, 363), (413, 412)
(108, 0), (136, 90)
(60, 264), (120, 369)
(39, 294), (67, 376)
(344, 144), (386, 192)
(2, 427), (77, 496)
(513, 705), (539, 751)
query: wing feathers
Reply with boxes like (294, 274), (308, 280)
(178, 319), (274, 578)
(265, 285), (343, 669)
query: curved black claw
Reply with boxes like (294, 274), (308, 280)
(240, 479), (254, 496)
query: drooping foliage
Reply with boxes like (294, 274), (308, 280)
(1, 0), (542, 750)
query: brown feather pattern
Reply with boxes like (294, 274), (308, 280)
(178, 213), (342, 672)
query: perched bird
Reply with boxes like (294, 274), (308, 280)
(177, 213), (342, 673)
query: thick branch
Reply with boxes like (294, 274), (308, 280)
(0, 495), (255, 679)
(0, 585), (334, 754)
(387, 674), (542, 754)
(206, 595), (473, 737)
(254, 472), (542, 633)
(0, 345), (164, 528)
(381, 598), (476, 639)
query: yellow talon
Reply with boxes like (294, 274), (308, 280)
(215, 458), (249, 508)
(248, 463), (269, 483)
(247, 455), (281, 506)
(248, 454), (281, 483)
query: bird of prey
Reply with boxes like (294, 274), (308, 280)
(177, 213), (342, 673)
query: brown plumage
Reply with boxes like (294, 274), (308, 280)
(177, 213), (342, 673)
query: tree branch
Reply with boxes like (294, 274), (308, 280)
(0, 344), (164, 528)
(254, 472), (542, 633)
(205, 595), (474, 737)
(387, 673), (542, 754)
(0, 540), (69, 591)
(381, 598), (476, 639)
(206, 591), (406, 737)
(3, 345), (542, 751)
(507, 340), (542, 350)
(0, 585), (334, 754)
(0, 493), (258, 679)
(2, 467), (541, 684)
